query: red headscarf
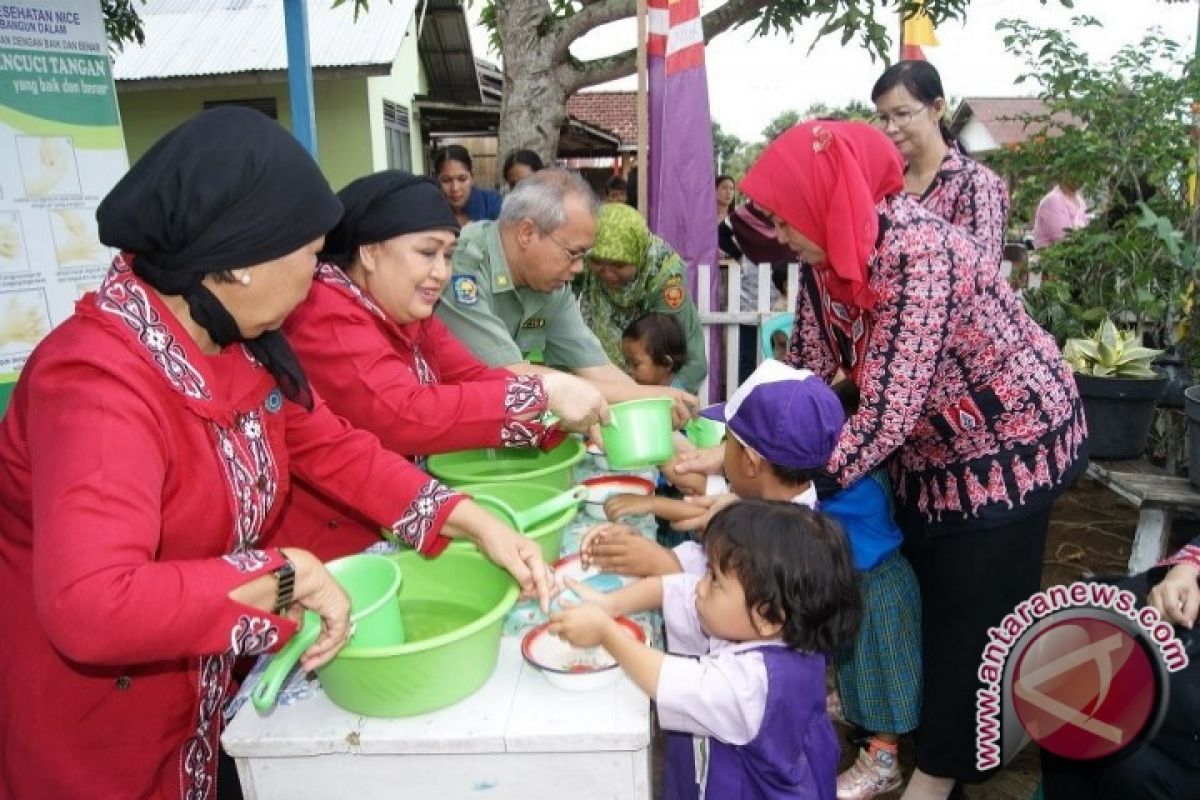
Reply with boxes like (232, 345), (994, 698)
(740, 121), (904, 309)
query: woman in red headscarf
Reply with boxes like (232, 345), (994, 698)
(739, 121), (1087, 799)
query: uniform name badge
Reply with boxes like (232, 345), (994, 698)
(451, 275), (479, 306)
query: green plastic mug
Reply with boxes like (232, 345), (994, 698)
(599, 397), (676, 469)
(685, 416), (726, 448)
(251, 553), (405, 712)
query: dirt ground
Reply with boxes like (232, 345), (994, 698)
(652, 475), (1156, 799)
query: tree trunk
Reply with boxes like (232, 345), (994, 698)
(496, 1), (572, 170)
(493, 0), (765, 170)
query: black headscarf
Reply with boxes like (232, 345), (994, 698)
(96, 106), (343, 410)
(320, 170), (459, 266)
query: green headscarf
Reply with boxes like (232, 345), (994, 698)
(579, 202), (686, 366)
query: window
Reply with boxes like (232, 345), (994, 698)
(202, 97), (278, 120)
(383, 100), (412, 171)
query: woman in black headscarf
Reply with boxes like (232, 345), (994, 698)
(0, 108), (552, 800)
(281, 170), (609, 561)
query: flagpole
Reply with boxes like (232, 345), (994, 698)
(636, 0), (649, 218)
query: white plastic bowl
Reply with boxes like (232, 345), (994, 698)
(521, 617), (645, 692)
(580, 475), (656, 520)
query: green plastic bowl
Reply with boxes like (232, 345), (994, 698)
(316, 549), (519, 717)
(599, 397), (676, 469)
(454, 482), (580, 563)
(251, 554), (405, 713)
(426, 438), (585, 490)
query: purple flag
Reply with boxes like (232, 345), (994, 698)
(647, 0), (720, 399)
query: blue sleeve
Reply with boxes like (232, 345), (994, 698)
(820, 477), (903, 571)
(466, 187), (503, 222)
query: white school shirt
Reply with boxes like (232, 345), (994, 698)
(655, 572), (788, 746)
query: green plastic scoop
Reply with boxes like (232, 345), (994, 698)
(472, 485), (587, 532)
(251, 553), (405, 713)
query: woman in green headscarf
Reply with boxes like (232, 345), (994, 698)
(577, 203), (707, 392)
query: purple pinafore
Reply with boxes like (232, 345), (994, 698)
(662, 646), (837, 800)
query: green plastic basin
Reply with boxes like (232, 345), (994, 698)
(454, 482), (580, 563)
(426, 437), (585, 490)
(599, 397), (676, 469)
(316, 548), (519, 717)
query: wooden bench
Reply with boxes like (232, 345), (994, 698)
(1086, 458), (1200, 573)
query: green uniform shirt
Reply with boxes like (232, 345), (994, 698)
(437, 222), (610, 370)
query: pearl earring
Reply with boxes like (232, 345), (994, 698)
(239, 274), (251, 286)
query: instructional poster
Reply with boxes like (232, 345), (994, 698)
(0, 1), (127, 391)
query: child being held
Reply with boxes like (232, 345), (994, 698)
(586, 360), (923, 800)
(618, 311), (697, 549)
(620, 311), (688, 388)
(552, 500), (861, 800)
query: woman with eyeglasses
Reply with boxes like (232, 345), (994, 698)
(278, 170), (611, 561)
(736, 121), (1085, 800)
(577, 202), (707, 393)
(871, 61), (1009, 271)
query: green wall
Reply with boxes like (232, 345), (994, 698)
(116, 77), (373, 191)
(366, 14), (427, 175)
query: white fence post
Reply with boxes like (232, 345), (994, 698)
(696, 261), (800, 404)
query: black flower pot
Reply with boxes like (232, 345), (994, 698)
(1074, 373), (1167, 460)
(1186, 385), (1200, 488)
(1153, 352), (1191, 408)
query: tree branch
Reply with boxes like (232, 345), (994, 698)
(553, 0), (635, 64)
(562, 0), (768, 93)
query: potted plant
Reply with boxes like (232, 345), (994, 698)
(1064, 319), (1166, 459)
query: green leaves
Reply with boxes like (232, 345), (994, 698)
(1063, 318), (1165, 378)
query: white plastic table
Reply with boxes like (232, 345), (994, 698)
(222, 455), (661, 799)
(222, 637), (652, 799)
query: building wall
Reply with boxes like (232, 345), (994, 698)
(957, 117), (999, 156)
(116, 76), (374, 191)
(366, 14), (428, 176)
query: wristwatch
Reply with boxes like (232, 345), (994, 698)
(272, 551), (296, 615)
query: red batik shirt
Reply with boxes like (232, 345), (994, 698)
(277, 262), (558, 560)
(916, 143), (1010, 272)
(788, 196), (1086, 529)
(0, 256), (460, 800)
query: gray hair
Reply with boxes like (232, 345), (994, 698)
(498, 168), (599, 232)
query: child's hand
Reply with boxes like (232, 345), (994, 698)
(579, 522), (639, 565)
(672, 492), (739, 533)
(587, 528), (681, 577)
(659, 460), (709, 496)
(670, 444), (725, 477)
(560, 576), (618, 616)
(548, 604), (614, 649)
(604, 494), (655, 521)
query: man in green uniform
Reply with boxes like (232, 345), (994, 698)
(438, 169), (697, 424)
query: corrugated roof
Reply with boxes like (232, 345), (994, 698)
(951, 97), (1078, 146)
(566, 90), (637, 147)
(112, 0), (419, 82)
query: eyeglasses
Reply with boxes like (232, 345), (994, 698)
(871, 106), (927, 129)
(544, 231), (592, 264)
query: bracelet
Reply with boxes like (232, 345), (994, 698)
(272, 550), (296, 615)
